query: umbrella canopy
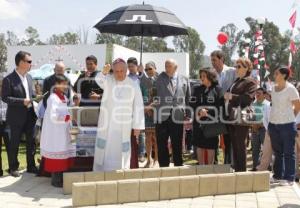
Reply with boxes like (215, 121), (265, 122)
(94, 4), (188, 37)
(94, 3), (188, 62)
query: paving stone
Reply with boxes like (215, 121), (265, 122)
(217, 173), (236, 195)
(196, 165), (214, 175)
(159, 177), (180, 200)
(124, 169), (143, 179)
(253, 171), (270, 192)
(199, 174), (217, 196)
(161, 167), (179, 177)
(235, 172), (254, 193)
(104, 170), (124, 181)
(96, 181), (118, 205)
(117, 179), (139, 203)
(142, 168), (162, 178)
(179, 175), (199, 198)
(139, 178), (159, 202)
(213, 164), (231, 173)
(63, 172), (84, 194)
(72, 182), (96, 207)
(84, 171), (105, 182)
(179, 166), (197, 176)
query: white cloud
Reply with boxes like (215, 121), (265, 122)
(0, 0), (30, 20)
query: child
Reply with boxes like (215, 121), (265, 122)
(40, 75), (75, 187)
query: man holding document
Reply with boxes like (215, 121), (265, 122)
(2, 51), (38, 177)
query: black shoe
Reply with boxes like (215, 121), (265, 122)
(27, 166), (38, 174)
(250, 168), (257, 172)
(10, 170), (20, 177)
(0, 170), (3, 177)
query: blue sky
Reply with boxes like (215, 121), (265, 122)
(0, 0), (298, 54)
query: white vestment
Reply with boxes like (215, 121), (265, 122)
(93, 73), (145, 171)
(40, 93), (75, 159)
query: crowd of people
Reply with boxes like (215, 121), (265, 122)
(0, 50), (300, 188)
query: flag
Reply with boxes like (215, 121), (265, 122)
(290, 40), (297, 54)
(289, 11), (297, 28)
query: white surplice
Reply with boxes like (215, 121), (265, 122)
(93, 72), (145, 171)
(40, 93), (75, 159)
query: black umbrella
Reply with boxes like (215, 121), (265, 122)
(94, 3), (188, 63)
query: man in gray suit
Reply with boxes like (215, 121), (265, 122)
(211, 50), (236, 164)
(154, 59), (190, 167)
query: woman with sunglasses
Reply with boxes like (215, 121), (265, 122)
(224, 58), (257, 172)
(268, 67), (300, 185)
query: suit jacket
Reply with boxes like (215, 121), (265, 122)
(2, 70), (37, 126)
(73, 71), (103, 106)
(42, 74), (71, 108)
(155, 72), (191, 123)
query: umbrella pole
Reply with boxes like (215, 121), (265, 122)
(140, 35), (144, 65)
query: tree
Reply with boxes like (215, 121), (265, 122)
(48, 32), (80, 45)
(239, 17), (290, 79)
(95, 33), (124, 45)
(0, 33), (7, 72)
(21, 26), (44, 45)
(219, 23), (244, 65)
(5, 31), (19, 46)
(173, 27), (205, 78)
(125, 37), (173, 52)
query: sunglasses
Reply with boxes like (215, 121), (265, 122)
(235, 65), (242, 69)
(24, 60), (32, 64)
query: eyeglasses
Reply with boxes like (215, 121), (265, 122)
(235, 65), (242, 69)
(145, 68), (153, 71)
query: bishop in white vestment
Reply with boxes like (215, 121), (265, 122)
(93, 58), (145, 171)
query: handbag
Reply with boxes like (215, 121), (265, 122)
(201, 121), (228, 138)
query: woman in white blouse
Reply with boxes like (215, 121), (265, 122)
(268, 67), (300, 185)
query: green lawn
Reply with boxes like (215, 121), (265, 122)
(1, 141), (40, 176)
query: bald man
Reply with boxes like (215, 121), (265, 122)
(42, 62), (71, 108)
(155, 59), (191, 167)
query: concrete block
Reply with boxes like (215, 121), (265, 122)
(124, 169), (143, 179)
(96, 181), (118, 205)
(139, 178), (160, 201)
(180, 175), (199, 198)
(199, 174), (217, 196)
(117, 180), (139, 203)
(213, 164), (231, 173)
(217, 173), (236, 195)
(235, 172), (254, 193)
(161, 167), (179, 177)
(72, 182), (96, 207)
(104, 170), (124, 181)
(196, 165), (214, 175)
(160, 177), (180, 200)
(179, 166), (197, 176)
(253, 171), (270, 192)
(63, 172), (84, 194)
(84, 171), (104, 182)
(142, 168), (161, 178)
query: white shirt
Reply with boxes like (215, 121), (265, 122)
(16, 70), (30, 99)
(269, 82), (299, 124)
(262, 103), (271, 130)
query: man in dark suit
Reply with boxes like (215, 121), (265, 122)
(2, 51), (37, 177)
(73, 55), (103, 106)
(155, 59), (191, 167)
(43, 62), (70, 108)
